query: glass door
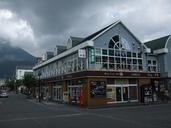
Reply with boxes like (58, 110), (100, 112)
(116, 87), (122, 101)
(123, 87), (128, 101)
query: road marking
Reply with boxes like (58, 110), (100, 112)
(0, 113), (83, 122)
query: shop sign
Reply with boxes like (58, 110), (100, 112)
(63, 91), (69, 103)
(88, 48), (95, 64)
(78, 49), (86, 58)
(90, 81), (106, 97)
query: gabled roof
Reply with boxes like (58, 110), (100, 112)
(70, 36), (84, 47)
(81, 20), (120, 43)
(144, 35), (170, 51)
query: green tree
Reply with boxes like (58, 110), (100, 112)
(23, 74), (37, 96)
(5, 78), (15, 91)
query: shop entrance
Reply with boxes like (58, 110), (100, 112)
(107, 84), (138, 103)
(116, 87), (122, 101)
(123, 87), (128, 101)
(53, 86), (62, 101)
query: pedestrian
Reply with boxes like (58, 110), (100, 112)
(164, 90), (170, 103)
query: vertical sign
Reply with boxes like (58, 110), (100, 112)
(88, 47), (95, 64)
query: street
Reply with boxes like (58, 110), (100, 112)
(0, 93), (171, 128)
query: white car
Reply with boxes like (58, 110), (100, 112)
(0, 90), (8, 98)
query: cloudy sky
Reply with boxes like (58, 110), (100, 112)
(0, 0), (171, 56)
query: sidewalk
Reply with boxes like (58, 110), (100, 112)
(27, 97), (171, 110)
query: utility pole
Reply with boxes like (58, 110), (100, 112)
(38, 72), (41, 102)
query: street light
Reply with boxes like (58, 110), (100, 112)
(38, 72), (41, 102)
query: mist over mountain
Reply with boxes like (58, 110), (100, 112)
(0, 38), (36, 79)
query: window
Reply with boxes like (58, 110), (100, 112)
(95, 56), (101, 63)
(95, 48), (101, 55)
(138, 53), (141, 58)
(109, 50), (114, 56)
(108, 35), (121, 50)
(102, 56), (108, 63)
(153, 60), (156, 65)
(132, 53), (136, 57)
(127, 52), (131, 57)
(148, 60), (151, 65)
(109, 57), (114, 63)
(102, 49), (108, 55)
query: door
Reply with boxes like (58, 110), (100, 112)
(123, 87), (128, 101)
(116, 87), (122, 101)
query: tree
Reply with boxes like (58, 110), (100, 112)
(23, 74), (37, 96)
(5, 78), (15, 91)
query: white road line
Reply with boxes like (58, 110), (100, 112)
(0, 113), (83, 122)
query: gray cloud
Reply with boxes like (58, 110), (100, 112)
(0, 0), (171, 56)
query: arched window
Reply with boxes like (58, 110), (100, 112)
(108, 35), (130, 50)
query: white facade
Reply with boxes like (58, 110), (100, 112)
(0, 79), (5, 87)
(16, 69), (33, 80)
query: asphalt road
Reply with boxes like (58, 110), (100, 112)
(0, 93), (171, 128)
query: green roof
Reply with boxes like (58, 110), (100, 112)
(144, 35), (170, 51)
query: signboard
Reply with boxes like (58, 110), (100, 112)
(63, 91), (69, 103)
(90, 81), (106, 97)
(88, 48), (95, 64)
(78, 49), (86, 58)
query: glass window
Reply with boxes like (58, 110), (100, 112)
(127, 52), (131, 57)
(121, 51), (126, 57)
(109, 50), (114, 56)
(107, 79), (115, 84)
(138, 53), (142, 58)
(148, 60), (151, 65)
(138, 59), (142, 65)
(102, 63), (108, 69)
(133, 53), (136, 57)
(129, 86), (138, 100)
(109, 57), (114, 63)
(95, 56), (101, 63)
(102, 56), (108, 63)
(129, 79), (137, 84)
(109, 64), (114, 69)
(115, 50), (120, 56)
(153, 60), (156, 65)
(133, 59), (137, 64)
(95, 48), (101, 55)
(115, 58), (120, 63)
(113, 35), (119, 42)
(139, 66), (143, 70)
(102, 49), (108, 55)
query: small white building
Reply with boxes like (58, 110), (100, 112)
(16, 66), (33, 80)
(15, 66), (33, 92)
(0, 79), (5, 87)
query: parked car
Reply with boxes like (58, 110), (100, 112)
(0, 90), (8, 98)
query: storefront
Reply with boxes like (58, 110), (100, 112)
(39, 71), (160, 107)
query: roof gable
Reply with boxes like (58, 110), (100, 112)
(80, 20), (120, 43)
(144, 35), (170, 51)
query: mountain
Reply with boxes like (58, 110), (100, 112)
(0, 39), (36, 79)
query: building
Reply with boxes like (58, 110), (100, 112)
(0, 79), (6, 90)
(16, 66), (33, 80)
(16, 66), (33, 92)
(145, 35), (171, 94)
(33, 21), (160, 107)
